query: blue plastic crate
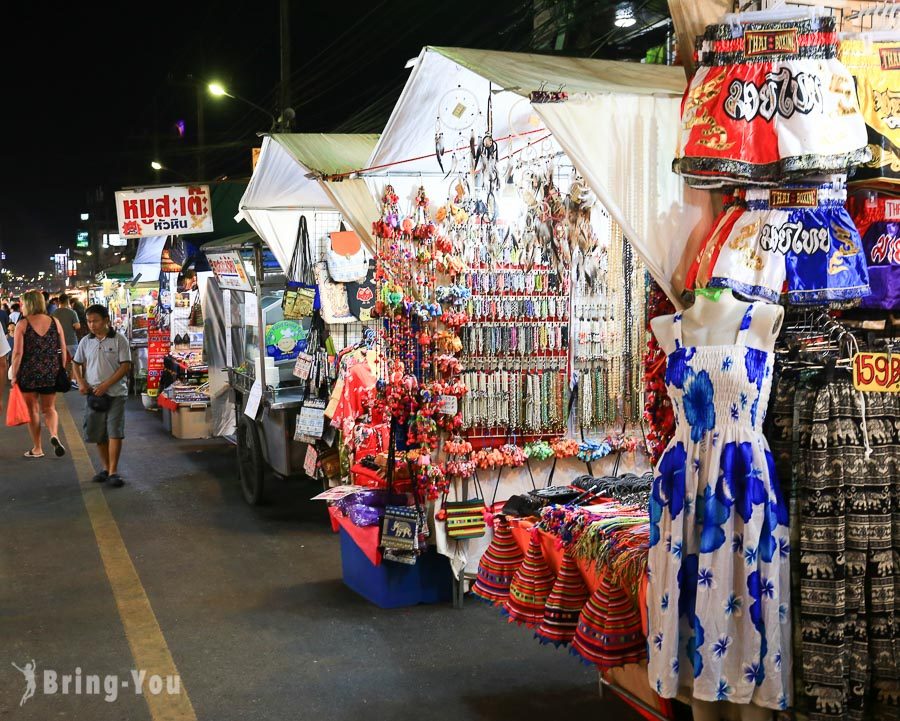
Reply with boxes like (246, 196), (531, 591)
(339, 528), (452, 609)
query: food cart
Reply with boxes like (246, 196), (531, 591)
(203, 230), (329, 505)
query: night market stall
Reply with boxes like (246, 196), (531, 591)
(223, 134), (381, 504)
(302, 45), (691, 719)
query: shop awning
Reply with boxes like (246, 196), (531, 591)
(97, 263), (133, 282)
(200, 231), (261, 252)
(237, 134), (379, 273)
(368, 46), (693, 306)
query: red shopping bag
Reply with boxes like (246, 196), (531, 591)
(6, 385), (30, 427)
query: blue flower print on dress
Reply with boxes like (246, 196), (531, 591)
(765, 450), (789, 526)
(653, 442), (687, 521)
(758, 502), (776, 563)
(697, 485), (730, 553)
(686, 615), (705, 679)
(724, 593), (743, 617)
(698, 568), (715, 588)
(739, 306), (752, 332)
(744, 347), (768, 426)
(722, 356), (733, 372)
(649, 496), (663, 548)
(715, 678), (734, 701)
(678, 554), (699, 620)
(683, 370), (716, 442)
(713, 635), (731, 659)
(666, 346), (696, 389)
(747, 571), (764, 634)
(717, 441), (766, 523)
(660, 592), (669, 612)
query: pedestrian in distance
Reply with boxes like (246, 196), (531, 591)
(0, 322), (9, 414)
(72, 305), (131, 488)
(9, 302), (22, 325)
(52, 294), (81, 378)
(71, 296), (87, 339)
(9, 290), (67, 459)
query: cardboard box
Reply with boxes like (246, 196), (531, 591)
(171, 404), (210, 440)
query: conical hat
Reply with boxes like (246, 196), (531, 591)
(503, 532), (556, 628)
(535, 552), (589, 647)
(470, 516), (524, 605)
(570, 572), (646, 670)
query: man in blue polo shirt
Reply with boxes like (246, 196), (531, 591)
(72, 304), (132, 488)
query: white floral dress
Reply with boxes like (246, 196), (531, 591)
(647, 304), (792, 710)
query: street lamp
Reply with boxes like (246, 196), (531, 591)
(150, 160), (192, 182)
(207, 81), (286, 131)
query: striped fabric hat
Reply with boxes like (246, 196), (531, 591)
(534, 552), (589, 647)
(470, 516), (524, 605)
(570, 571), (646, 670)
(503, 533), (556, 628)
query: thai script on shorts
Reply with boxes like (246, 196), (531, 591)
(724, 67), (823, 122)
(760, 221), (829, 255)
(870, 232), (900, 264)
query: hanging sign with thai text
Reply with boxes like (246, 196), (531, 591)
(115, 185), (213, 237)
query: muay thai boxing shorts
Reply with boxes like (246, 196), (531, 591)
(674, 16), (870, 187)
(839, 39), (900, 188)
(847, 192), (900, 309)
(686, 183), (871, 305)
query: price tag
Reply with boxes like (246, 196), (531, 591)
(292, 352), (313, 380)
(852, 352), (900, 392)
(304, 445), (318, 478)
(439, 394), (458, 415)
(243, 379), (263, 418)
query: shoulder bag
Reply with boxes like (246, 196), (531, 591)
(53, 319), (71, 393)
(282, 215), (318, 321)
(326, 222), (368, 282)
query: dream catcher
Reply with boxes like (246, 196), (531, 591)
(436, 86), (480, 182)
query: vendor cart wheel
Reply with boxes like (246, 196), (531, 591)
(236, 416), (266, 505)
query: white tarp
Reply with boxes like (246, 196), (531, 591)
(238, 134), (379, 273)
(132, 235), (168, 283)
(367, 46), (692, 306)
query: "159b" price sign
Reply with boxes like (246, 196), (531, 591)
(852, 352), (900, 393)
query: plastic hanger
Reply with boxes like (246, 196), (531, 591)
(723, 1), (822, 31)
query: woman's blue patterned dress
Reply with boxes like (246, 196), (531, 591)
(647, 304), (792, 710)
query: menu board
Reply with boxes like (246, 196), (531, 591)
(146, 329), (170, 397)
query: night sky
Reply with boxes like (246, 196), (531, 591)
(0, 0), (668, 275)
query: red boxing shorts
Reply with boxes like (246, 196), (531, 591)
(847, 192), (900, 309)
(840, 39), (900, 188)
(674, 16), (870, 188)
(686, 182), (871, 305)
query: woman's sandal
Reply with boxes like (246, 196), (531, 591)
(24, 450), (45, 458)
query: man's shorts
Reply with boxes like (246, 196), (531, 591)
(847, 193), (900, 309)
(685, 183), (871, 305)
(83, 396), (126, 444)
(840, 39), (900, 187)
(674, 16), (870, 187)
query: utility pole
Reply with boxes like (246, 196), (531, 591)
(197, 85), (206, 180)
(279, 0), (293, 131)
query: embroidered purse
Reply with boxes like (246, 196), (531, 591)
(441, 475), (487, 540)
(380, 430), (420, 552)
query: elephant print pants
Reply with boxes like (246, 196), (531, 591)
(768, 376), (899, 721)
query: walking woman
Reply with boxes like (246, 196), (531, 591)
(9, 290), (67, 458)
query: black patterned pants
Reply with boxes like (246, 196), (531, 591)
(767, 375), (899, 721)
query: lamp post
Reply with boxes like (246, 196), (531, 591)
(208, 82), (290, 132)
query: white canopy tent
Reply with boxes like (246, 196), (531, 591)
(362, 47), (698, 577)
(236, 133), (379, 274)
(367, 46), (700, 306)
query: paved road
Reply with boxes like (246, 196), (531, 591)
(0, 391), (641, 720)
